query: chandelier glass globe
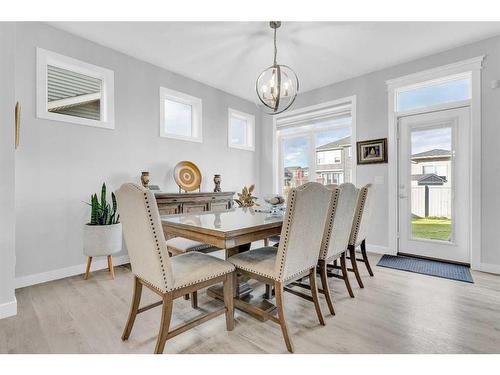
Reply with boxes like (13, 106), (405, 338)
(256, 22), (299, 115)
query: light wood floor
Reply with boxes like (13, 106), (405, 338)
(1, 252), (499, 354)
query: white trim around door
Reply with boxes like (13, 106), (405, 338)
(386, 56), (484, 267)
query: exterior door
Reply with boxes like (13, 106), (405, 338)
(398, 107), (470, 264)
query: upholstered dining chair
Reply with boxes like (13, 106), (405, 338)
(227, 182), (334, 353)
(346, 184), (374, 288)
(316, 183), (359, 312)
(290, 183), (358, 309)
(166, 237), (222, 308)
(116, 183), (235, 354)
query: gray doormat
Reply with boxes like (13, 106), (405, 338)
(377, 254), (473, 283)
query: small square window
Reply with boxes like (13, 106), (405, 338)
(36, 48), (114, 129)
(160, 87), (202, 142)
(228, 108), (255, 151)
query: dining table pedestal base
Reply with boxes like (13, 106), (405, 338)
(206, 285), (277, 322)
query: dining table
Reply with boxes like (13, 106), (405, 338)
(161, 207), (283, 321)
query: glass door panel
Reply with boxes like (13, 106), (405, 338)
(410, 126), (453, 242)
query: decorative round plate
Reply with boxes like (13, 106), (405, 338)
(173, 161), (202, 192)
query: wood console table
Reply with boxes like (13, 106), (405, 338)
(154, 191), (234, 216)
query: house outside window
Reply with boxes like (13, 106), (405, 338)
(317, 150), (341, 165)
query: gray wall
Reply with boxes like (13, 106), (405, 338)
(0, 23), (17, 314)
(14, 22), (261, 278)
(261, 35), (500, 268)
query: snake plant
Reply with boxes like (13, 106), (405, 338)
(88, 183), (120, 225)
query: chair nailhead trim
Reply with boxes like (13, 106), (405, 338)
(142, 189), (170, 291)
(319, 188), (340, 260)
(276, 189), (297, 281)
(349, 187), (368, 247)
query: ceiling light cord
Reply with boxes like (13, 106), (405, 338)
(273, 26), (277, 66)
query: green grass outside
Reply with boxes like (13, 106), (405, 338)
(411, 217), (452, 241)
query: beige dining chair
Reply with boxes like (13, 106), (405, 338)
(290, 183), (358, 309)
(346, 184), (374, 288)
(228, 182), (334, 353)
(116, 183), (235, 354)
(317, 183), (359, 311)
(166, 237), (222, 308)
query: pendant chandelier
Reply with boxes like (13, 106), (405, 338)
(256, 21), (299, 115)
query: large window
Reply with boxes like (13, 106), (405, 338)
(228, 108), (255, 151)
(160, 87), (202, 142)
(276, 99), (355, 197)
(36, 48), (115, 129)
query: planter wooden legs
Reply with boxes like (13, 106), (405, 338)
(107, 255), (115, 279)
(83, 255), (115, 280)
(84, 256), (92, 280)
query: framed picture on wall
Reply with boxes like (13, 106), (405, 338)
(357, 138), (388, 164)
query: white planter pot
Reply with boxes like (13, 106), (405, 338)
(83, 223), (123, 257)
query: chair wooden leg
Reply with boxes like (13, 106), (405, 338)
(122, 276), (143, 340)
(264, 238), (269, 246)
(274, 281), (294, 353)
(361, 240), (374, 276)
(223, 273), (234, 331)
(107, 255), (115, 279)
(348, 245), (364, 288)
(154, 293), (173, 354)
(190, 291), (198, 309)
(340, 252), (355, 298)
(264, 284), (274, 299)
(309, 268), (325, 325)
(318, 260), (335, 315)
(84, 256), (92, 280)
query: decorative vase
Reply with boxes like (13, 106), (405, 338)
(83, 223), (123, 257)
(141, 171), (150, 188)
(213, 174), (221, 192)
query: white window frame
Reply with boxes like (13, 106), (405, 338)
(36, 48), (115, 129)
(159, 87), (202, 143)
(386, 56), (484, 269)
(227, 108), (255, 151)
(272, 96), (357, 194)
(395, 72), (472, 113)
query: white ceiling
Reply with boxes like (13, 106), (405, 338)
(48, 22), (500, 101)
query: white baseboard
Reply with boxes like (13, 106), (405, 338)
(365, 243), (393, 255)
(0, 297), (17, 319)
(15, 255), (130, 289)
(478, 262), (500, 275)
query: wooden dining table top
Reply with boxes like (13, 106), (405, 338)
(161, 207), (283, 249)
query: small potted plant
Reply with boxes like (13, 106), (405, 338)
(83, 183), (122, 280)
(234, 184), (259, 208)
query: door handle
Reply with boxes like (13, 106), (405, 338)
(399, 194), (408, 199)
